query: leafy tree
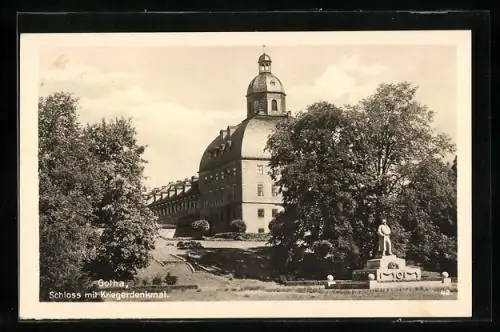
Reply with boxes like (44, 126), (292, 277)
(266, 82), (456, 277)
(400, 157), (457, 274)
(38, 92), (102, 300)
(84, 118), (158, 280)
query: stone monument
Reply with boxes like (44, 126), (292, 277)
(352, 218), (421, 282)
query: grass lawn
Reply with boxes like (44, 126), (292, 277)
(127, 235), (457, 301)
(103, 287), (457, 301)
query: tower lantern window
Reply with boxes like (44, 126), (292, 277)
(271, 99), (278, 111)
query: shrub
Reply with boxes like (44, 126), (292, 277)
(142, 277), (149, 286)
(152, 275), (163, 285)
(191, 220), (210, 239)
(176, 241), (203, 250)
(165, 273), (178, 285)
(229, 219), (247, 233)
(268, 218), (282, 233)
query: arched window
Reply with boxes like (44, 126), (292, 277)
(254, 100), (259, 114)
(248, 101), (252, 114)
(271, 99), (278, 111)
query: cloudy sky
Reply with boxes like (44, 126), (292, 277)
(37, 38), (458, 189)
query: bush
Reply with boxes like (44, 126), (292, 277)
(191, 220), (210, 239)
(142, 277), (149, 286)
(152, 275), (163, 285)
(165, 273), (178, 285)
(268, 218), (282, 233)
(212, 232), (270, 241)
(177, 241), (203, 250)
(229, 219), (247, 233)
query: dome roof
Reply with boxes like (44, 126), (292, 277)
(199, 116), (283, 172)
(246, 72), (286, 96)
(258, 53), (272, 63)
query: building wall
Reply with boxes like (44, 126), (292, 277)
(241, 203), (284, 233)
(241, 159), (283, 233)
(247, 92), (286, 116)
(199, 159), (243, 234)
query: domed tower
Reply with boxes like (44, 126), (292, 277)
(246, 52), (287, 118)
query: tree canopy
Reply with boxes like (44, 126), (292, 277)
(39, 92), (158, 299)
(266, 82), (457, 278)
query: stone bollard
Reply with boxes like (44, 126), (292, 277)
(441, 272), (451, 285)
(325, 275), (336, 288)
(367, 273), (377, 289)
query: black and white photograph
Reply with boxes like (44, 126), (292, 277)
(19, 30), (472, 319)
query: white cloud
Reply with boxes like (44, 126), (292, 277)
(287, 55), (388, 111)
(40, 55), (137, 87)
(78, 86), (243, 187)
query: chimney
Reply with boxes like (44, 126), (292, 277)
(220, 129), (227, 140)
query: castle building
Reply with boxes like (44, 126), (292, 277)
(149, 52), (288, 235)
(147, 176), (201, 236)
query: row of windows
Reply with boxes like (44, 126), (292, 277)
(258, 208), (279, 219)
(207, 183), (280, 199)
(203, 168), (238, 183)
(205, 184), (238, 207)
(203, 183), (280, 208)
(248, 100), (279, 113)
(258, 184), (280, 197)
(204, 165), (267, 184)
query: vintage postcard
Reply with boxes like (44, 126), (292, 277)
(19, 30), (472, 319)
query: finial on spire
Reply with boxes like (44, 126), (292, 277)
(262, 44), (266, 53)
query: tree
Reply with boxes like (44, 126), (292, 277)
(84, 118), (158, 280)
(266, 82), (456, 278)
(38, 92), (102, 300)
(400, 157), (457, 274)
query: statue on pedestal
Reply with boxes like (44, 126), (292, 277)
(377, 218), (393, 256)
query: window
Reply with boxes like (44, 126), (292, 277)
(272, 209), (279, 218)
(231, 184), (237, 200)
(272, 185), (279, 197)
(271, 99), (278, 111)
(221, 171), (225, 180)
(215, 173), (219, 181)
(257, 165), (264, 175)
(257, 184), (264, 196)
(258, 209), (265, 218)
(258, 227), (265, 234)
(232, 168), (237, 176)
(254, 100), (259, 113)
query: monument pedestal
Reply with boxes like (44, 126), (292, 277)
(352, 255), (421, 282)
